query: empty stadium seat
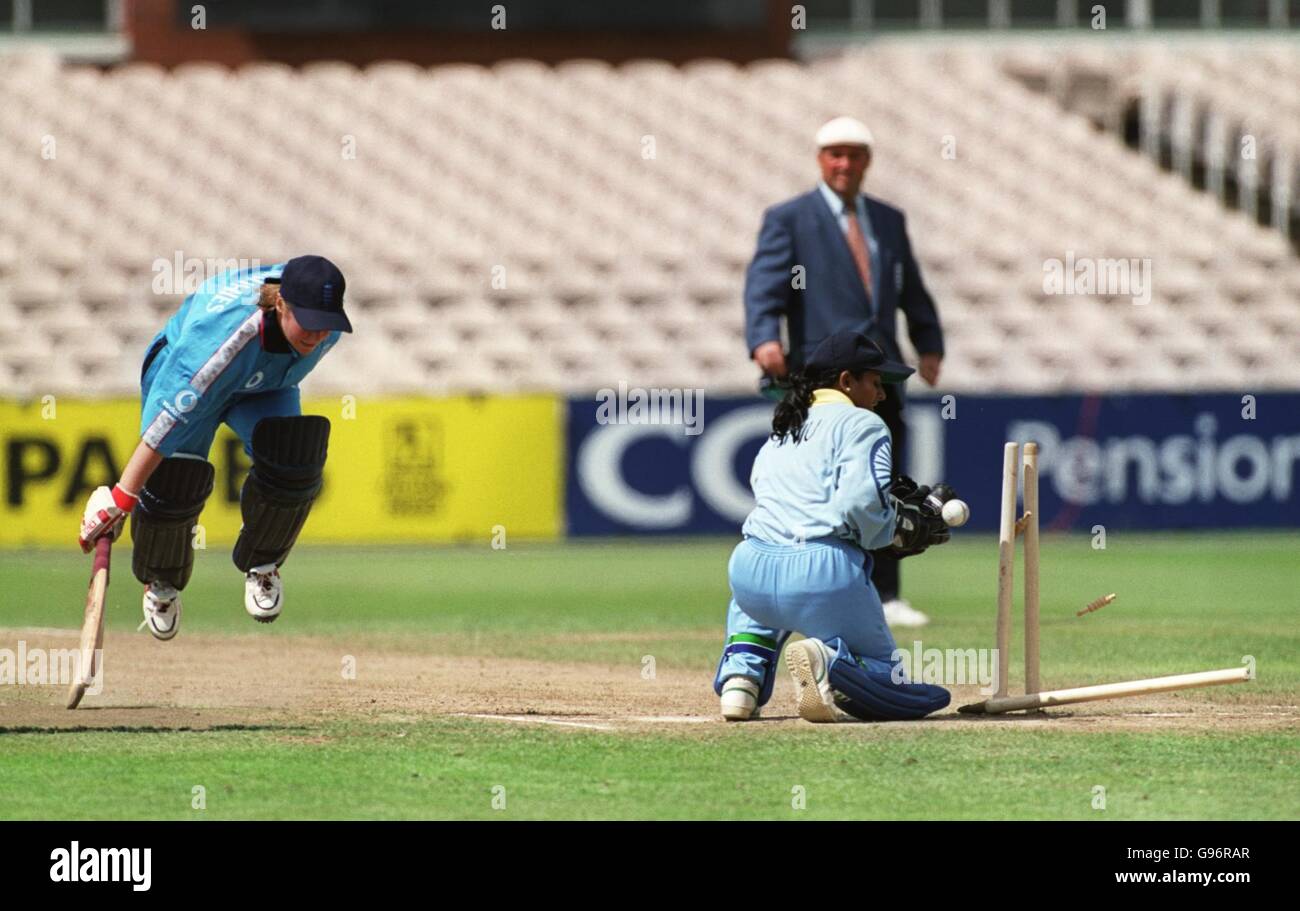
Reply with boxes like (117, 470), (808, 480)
(0, 44), (1295, 397)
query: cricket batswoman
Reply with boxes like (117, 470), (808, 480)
(712, 329), (959, 722)
(77, 255), (353, 639)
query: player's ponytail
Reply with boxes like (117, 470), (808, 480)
(771, 368), (822, 442)
(771, 366), (861, 443)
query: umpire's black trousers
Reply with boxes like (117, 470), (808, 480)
(871, 388), (905, 602)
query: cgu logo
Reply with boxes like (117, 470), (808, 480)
(575, 404), (771, 529)
(4, 436), (252, 507)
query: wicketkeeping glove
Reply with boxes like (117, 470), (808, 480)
(889, 503), (944, 557)
(887, 478), (956, 558)
(924, 483), (962, 517)
(890, 475), (925, 505)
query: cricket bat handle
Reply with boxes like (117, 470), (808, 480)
(92, 534), (112, 573)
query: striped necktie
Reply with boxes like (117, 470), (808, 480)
(843, 203), (873, 302)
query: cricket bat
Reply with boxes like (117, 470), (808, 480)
(66, 536), (111, 709)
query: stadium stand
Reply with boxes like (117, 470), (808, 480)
(2, 41), (1298, 399)
(1004, 41), (1298, 244)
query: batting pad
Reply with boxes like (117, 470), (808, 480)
(232, 416), (330, 571)
(131, 456), (215, 590)
(825, 637), (951, 721)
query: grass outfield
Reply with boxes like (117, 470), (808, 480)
(2, 721), (1291, 820)
(1, 532), (1297, 820)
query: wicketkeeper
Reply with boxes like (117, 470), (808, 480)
(77, 256), (353, 639)
(712, 330), (956, 722)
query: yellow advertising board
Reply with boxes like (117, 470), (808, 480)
(0, 395), (562, 547)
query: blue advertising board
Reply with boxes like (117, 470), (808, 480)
(566, 392), (1300, 535)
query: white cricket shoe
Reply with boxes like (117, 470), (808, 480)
(785, 638), (852, 723)
(882, 598), (930, 628)
(244, 564), (283, 624)
(720, 676), (762, 721)
(141, 583), (181, 641)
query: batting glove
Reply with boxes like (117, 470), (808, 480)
(78, 485), (136, 553)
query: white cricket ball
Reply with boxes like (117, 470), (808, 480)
(941, 499), (970, 527)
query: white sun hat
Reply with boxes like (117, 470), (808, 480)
(815, 116), (874, 149)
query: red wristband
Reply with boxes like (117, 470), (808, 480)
(110, 485), (138, 512)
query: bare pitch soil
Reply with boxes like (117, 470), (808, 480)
(1, 627), (1293, 736)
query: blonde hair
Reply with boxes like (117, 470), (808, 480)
(258, 282), (282, 312)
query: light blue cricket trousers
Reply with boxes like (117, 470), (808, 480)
(712, 536), (899, 704)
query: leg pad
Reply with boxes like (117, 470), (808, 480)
(131, 456), (214, 590)
(232, 416), (330, 571)
(825, 637), (951, 721)
(712, 631), (790, 707)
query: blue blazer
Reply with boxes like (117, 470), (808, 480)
(743, 188), (944, 370)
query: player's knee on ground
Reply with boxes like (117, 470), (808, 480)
(824, 637), (950, 720)
(131, 456), (215, 590)
(232, 415), (330, 571)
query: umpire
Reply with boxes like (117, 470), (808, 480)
(743, 116), (945, 628)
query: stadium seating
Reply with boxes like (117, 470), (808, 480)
(1, 42), (1296, 399)
(1008, 40), (1298, 240)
